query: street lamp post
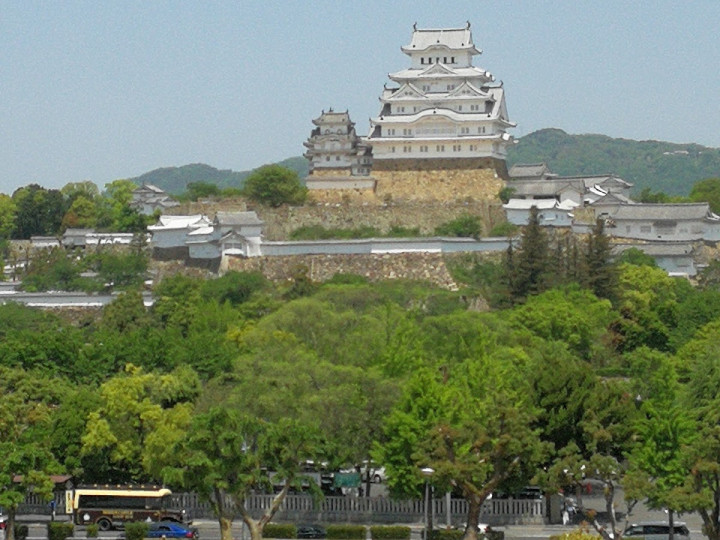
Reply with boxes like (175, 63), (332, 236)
(421, 467), (434, 540)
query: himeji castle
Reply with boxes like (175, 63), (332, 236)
(304, 22), (516, 203)
(367, 22), (515, 165)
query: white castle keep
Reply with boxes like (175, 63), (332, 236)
(367, 22), (515, 164)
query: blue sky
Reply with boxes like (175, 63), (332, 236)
(2, 1), (719, 194)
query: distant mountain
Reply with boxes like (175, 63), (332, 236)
(130, 158), (310, 195)
(507, 128), (720, 196)
(130, 130), (718, 197)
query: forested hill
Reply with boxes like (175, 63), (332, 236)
(506, 128), (720, 196)
(129, 157), (309, 195)
(130, 130), (719, 196)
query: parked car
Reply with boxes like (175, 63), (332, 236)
(296, 524), (326, 539)
(146, 522), (199, 539)
(624, 522), (690, 540)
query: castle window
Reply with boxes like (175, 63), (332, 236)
(421, 58), (425, 64)
(428, 58), (432, 64)
(336, 156), (341, 161)
(391, 146), (396, 153)
(443, 57), (447, 63)
(470, 104), (479, 111)
(436, 145), (445, 152)
(458, 105), (463, 111)
(447, 85), (455, 91)
(451, 56), (455, 63)
(461, 127), (469, 134)
(403, 146), (411, 153)
(479, 127), (486, 134)
(325, 157), (330, 161)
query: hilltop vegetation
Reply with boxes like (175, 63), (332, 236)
(506, 128), (720, 196)
(126, 130), (718, 197)
(129, 157), (309, 195)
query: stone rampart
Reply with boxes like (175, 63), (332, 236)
(308, 158), (507, 204)
(222, 252), (459, 290)
(258, 201), (506, 240)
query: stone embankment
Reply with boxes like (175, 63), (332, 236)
(223, 252), (460, 290)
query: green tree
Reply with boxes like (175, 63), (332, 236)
(541, 378), (641, 540)
(0, 367), (65, 540)
(674, 324), (720, 540)
(506, 206), (550, 302)
(81, 364), (199, 482)
(688, 177), (720, 214)
(610, 264), (681, 352)
(164, 408), (322, 540)
(242, 165), (307, 207)
(0, 193), (17, 240)
(380, 357), (546, 540)
(180, 181), (221, 202)
(584, 218), (617, 301)
(61, 195), (99, 230)
(12, 184), (66, 239)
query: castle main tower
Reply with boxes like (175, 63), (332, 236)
(366, 22), (514, 201)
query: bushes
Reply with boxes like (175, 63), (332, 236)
(123, 522), (149, 540)
(370, 526), (411, 539)
(47, 522), (74, 540)
(264, 523), (297, 538)
(326, 525), (366, 539)
(14, 524), (29, 540)
(243, 165), (308, 207)
(427, 530), (463, 540)
(434, 214), (483, 239)
(86, 523), (99, 538)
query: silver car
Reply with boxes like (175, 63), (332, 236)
(624, 521), (691, 540)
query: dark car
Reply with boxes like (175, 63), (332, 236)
(297, 524), (326, 539)
(147, 522), (199, 539)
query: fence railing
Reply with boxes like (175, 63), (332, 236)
(20, 492), (545, 526)
(169, 493), (544, 526)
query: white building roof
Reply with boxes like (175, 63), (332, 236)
(401, 25), (480, 55)
(503, 198), (578, 211)
(148, 214), (210, 231)
(389, 65), (492, 81)
(606, 203), (719, 221)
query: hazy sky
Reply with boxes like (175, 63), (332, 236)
(2, 1), (719, 194)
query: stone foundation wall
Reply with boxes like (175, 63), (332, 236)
(223, 252), (459, 290)
(259, 201), (506, 240)
(308, 158), (507, 205)
(373, 167), (503, 203)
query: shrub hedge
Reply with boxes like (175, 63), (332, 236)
(264, 523), (298, 538)
(370, 525), (411, 539)
(326, 524), (366, 539)
(123, 522), (149, 540)
(48, 522), (74, 540)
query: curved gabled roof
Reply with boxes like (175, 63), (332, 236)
(389, 64), (493, 82)
(401, 25), (481, 55)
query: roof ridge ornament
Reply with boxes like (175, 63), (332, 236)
(466, 21), (471, 29)
(413, 22), (417, 31)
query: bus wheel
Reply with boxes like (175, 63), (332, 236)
(97, 518), (112, 531)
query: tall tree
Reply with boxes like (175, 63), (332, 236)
(380, 356), (547, 540)
(242, 165), (307, 207)
(507, 206), (550, 303)
(585, 218), (617, 301)
(0, 367), (66, 540)
(164, 408), (322, 540)
(81, 364), (199, 482)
